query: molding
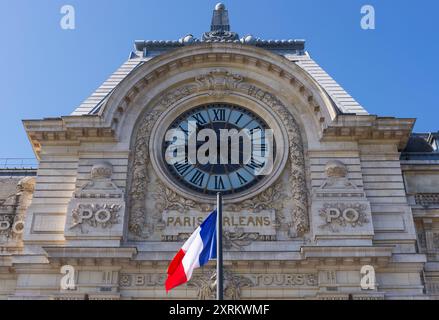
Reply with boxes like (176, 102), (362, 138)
(323, 115), (415, 150)
(301, 246), (393, 259)
(43, 247), (137, 260)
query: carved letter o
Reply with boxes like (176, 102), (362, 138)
(342, 208), (360, 223)
(94, 209), (112, 223)
(12, 220), (25, 234)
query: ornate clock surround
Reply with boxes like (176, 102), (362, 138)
(128, 69), (309, 239)
(149, 91), (289, 204)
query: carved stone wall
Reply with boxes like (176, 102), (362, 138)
(64, 162), (126, 243)
(311, 160), (374, 244)
(0, 177), (35, 244)
(416, 219), (439, 254)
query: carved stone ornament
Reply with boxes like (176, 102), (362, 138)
(149, 180), (286, 244)
(225, 181), (286, 213)
(317, 160), (360, 193)
(65, 162), (125, 239)
(128, 110), (166, 239)
(188, 269), (254, 300)
(0, 214), (24, 240)
(202, 30), (239, 42)
(415, 193), (439, 207)
(154, 181), (212, 213)
(155, 179), (286, 215)
(162, 228), (276, 250)
(0, 177), (34, 241)
(127, 71), (309, 239)
(417, 226), (439, 252)
(434, 233), (439, 249)
(312, 160), (374, 239)
(195, 69), (243, 97)
(325, 160), (348, 179)
(223, 229), (260, 249)
(70, 203), (122, 233)
(75, 162), (123, 199)
(244, 85), (309, 235)
(319, 203), (369, 233)
(417, 231), (427, 250)
(17, 177), (36, 194)
(201, 3), (240, 43)
(161, 229), (274, 249)
(0, 193), (18, 240)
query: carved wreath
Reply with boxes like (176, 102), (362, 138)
(71, 203), (121, 233)
(319, 203), (369, 233)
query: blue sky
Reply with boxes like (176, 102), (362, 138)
(0, 0), (438, 158)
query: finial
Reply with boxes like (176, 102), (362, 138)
(211, 2), (230, 32)
(203, 2), (239, 41)
(215, 3), (226, 11)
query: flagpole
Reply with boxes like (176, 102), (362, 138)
(216, 192), (223, 301)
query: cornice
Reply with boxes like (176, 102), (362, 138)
(43, 247), (138, 260)
(322, 115), (416, 150)
(23, 118), (116, 158)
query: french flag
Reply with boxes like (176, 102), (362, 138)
(165, 210), (217, 292)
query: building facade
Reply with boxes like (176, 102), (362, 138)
(1, 4), (439, 300)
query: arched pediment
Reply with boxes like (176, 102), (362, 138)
(97, 43), (339, 145)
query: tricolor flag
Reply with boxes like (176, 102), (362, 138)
(165, 210), (217, 292)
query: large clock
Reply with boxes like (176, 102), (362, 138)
(162, 103), (273, 196)
(150, 99), (288, 203)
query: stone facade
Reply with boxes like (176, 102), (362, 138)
(0, 4), (438, 300)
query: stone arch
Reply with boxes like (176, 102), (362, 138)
(97, 43), (338, 146)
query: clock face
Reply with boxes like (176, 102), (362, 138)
(162, 103), (275, 196)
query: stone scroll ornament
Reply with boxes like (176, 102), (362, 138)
(128, 71), (309, 239)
